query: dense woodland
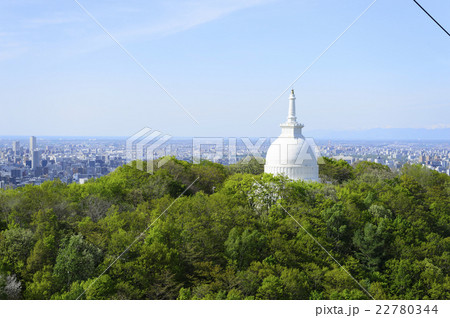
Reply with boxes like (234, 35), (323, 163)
(0, 157), (448, 300)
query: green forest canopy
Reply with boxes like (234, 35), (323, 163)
(0, 157), (449, 300)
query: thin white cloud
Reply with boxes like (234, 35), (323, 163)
(0, 46), (28, 62)
(116, 0), (274, 40)
(0, 0), (275, 61)
(23, 16), (83, 28)
(0, 31), (28, 61)
(57, 0), (275, 58)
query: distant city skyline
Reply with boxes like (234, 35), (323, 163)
(1, 0), (449, 137)
(1, 135), (449, 189)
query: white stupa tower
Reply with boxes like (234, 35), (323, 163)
(264, 90), (319, 181)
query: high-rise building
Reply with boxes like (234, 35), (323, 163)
(30, 136), (37, 152)
(32, 150), (40, 169)
(11, 169), (22, 179)
(264, 90), (319, 181)
(13, 141), (20, 154)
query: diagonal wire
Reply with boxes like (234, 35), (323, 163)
(251, 0), (378, 125)
(72, 0), (200, 125)
(413, 0), (450, 37)
(76, 177), (200, 300)
(252, 177), (375, 300)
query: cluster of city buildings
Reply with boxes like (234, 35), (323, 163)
(320, 141), (450, 175)
(0, 137), (126, 189)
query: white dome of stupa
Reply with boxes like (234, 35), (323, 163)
(264, 90), (319, 182)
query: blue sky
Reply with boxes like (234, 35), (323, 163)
(0, 0), (449, 137)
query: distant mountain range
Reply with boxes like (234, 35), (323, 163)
(306, 128), (450, 141)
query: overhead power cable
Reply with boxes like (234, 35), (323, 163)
(413, 0), (450, 37)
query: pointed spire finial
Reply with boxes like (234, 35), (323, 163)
(287, 89), (296, 123)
